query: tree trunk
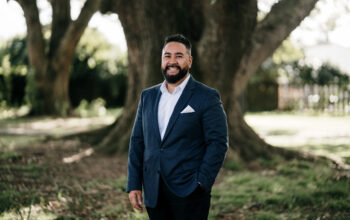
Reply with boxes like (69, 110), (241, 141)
(17, 0), (100, 116)
(97, 0), (204, 153)
(98, 0), (319, 160)
(43, 65), (71, 116)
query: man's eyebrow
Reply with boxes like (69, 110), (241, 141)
(163, 52), (184, 55)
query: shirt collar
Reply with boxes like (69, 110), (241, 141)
(160, 74), (191, 94)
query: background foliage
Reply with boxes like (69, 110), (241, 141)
(0, 28), (127, 111)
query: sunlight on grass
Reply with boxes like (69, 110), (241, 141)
(0, 108), (123, 149)
(0, 205), (57, 220)
(62, 148), (94, 163)
(245, 112), (350, 162)
(0, 116), (116, 136)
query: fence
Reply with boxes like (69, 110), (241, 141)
(278, 83), (350, 114)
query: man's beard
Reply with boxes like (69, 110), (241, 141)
(162, 65), (189, 84)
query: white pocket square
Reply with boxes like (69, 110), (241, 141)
(181, 105), (195, 113)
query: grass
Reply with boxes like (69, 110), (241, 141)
(0, 111), (350, 219)
(211, 159), (350, 219)
(0, 154), (46, 214)
(2, 157), (349, 219)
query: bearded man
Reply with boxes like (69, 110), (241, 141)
(127, 34), (228, 220)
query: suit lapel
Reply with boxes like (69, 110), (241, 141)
(153, 86), (162, 144)
(161, 76), (196, 144)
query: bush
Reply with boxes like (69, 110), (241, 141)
(74, 98), (107, 117)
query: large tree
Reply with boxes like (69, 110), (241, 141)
(15, 0), (101, 115)
(97, 0), (319, 160)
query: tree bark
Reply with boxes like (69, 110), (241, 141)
(16, 0), (100, 116)
(98, 0), (319, 160)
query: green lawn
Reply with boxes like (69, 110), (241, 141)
(213, 158), (350, 219)
(245, 112), (350, 164)
(1, 111), (350, 219)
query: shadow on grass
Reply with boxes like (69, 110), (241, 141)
(267, 129), (298, 136)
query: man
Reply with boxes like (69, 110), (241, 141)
(127, 34), (228, 220)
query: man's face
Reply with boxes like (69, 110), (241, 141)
(161, 42), (193, 84)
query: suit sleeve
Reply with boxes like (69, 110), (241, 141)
(197, 90), (228, 191)
(126, 92), (145, 193)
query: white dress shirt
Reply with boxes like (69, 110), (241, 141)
(158, 74), (191, 140)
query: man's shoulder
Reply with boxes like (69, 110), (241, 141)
(192, 79), (219, 96)
(141, 83), (161, 97)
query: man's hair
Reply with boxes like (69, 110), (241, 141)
(163, 34), (192, 55)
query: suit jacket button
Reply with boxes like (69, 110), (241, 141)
(160, 148), (163, 152)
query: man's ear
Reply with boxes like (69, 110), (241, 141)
(189, 56), (193, 67)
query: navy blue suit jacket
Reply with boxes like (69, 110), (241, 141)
(127, 76), (228, 208)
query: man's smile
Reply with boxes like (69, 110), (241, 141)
(166, 66), (180, 75)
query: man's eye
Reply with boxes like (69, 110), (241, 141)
(176, 56), (183, 58)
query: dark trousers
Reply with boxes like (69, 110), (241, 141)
(146, 177), (211, 220)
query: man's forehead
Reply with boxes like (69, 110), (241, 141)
(162, 42), (188, 53)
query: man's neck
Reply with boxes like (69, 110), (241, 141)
(166, 73), (189, 94)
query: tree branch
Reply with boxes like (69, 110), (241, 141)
(255, 0), (319, 61)
(55, 0), (101, 66)
(234, 0), (319, 95)
(16, 0), (47, 76)
(49, 0), (71, 58)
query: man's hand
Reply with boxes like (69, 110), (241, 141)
(128, 190), (143, 210)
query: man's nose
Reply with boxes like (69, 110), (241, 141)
(168, 57), (177, 65)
